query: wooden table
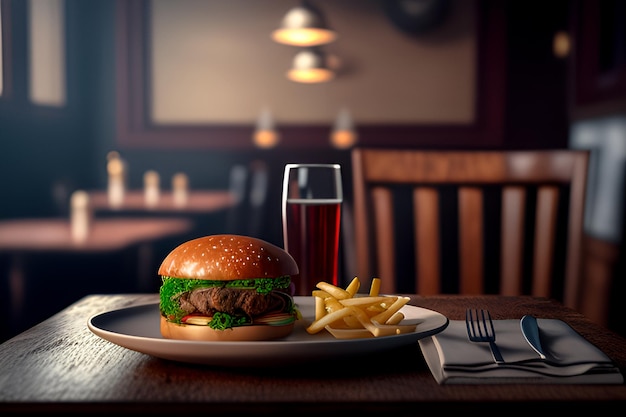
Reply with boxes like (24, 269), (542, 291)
(87, 189), (238, 237)
(88, 190), (236, 214)
(0, 294), (624, 413)
(0, 218), (193, 325)
(0, 218), (193, 252)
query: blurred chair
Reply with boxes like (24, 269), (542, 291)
(340, 199), (357, 287)
(225, 164), (249, 235)
(50, 177), (75, 217)
(351, 148), (592, 316)
(225, 160), (270, 238)
(246, 160), (270, 238)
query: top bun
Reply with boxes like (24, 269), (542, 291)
(158, 234), (298, 281)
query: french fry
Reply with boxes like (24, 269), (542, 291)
(349, 305), (379, 335)
(385, 311), (405, 325)
(308, 277), (417, 339)
(348, 306), (413, 337)
(324, 297), (345, 314)
(325, 320), (352, 329)
(311, 290), (332, 299)
(316, 282), (351, 300)
(314, 296), (325, 320)
(365, 304), (386, 316)
(345, 277), (360, 296)
(338, 296), (396, 306)
(369, 277), (381, 296)
(342, 314), (362, 329)
(371, 296), (410, 325)
(306, 307), (352, 334)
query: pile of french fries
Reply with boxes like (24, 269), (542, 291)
(305, 277), (417, 339)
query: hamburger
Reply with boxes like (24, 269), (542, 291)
(158, 234), (300, 341)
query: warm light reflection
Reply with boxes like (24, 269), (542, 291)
(553, 31), (571, 58)
(331, 130), (357, 149)
(107, 158), (123, 177)
(70, 190), (90, 243)
(144, 170), (160, 209)
(253, 107), (280, 148)
(172, 172), (189, 208)
(330, 107), (357, 148)
(287, 68), (334, 83)
(253, 129), (280, 148)
(107, 151), (126, 209)
(272, 28), (337, 47)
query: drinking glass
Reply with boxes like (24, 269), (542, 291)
(282, 164), (343, 296)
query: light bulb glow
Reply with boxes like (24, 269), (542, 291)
(287, 68), (334, 83)
(272, 28), (337, 47)
(254, 129), (280, 148)
(331, 130), (357, 149)
(553, 31), (571, 58)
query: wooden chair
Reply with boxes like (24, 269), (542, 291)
(225, 160), (271, 238)
(246, 159), (270, 238)
(225, 164), (248, 235)
(351, 148), (590, 314)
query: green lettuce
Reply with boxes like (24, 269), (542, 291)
(159, 275), (292, 329)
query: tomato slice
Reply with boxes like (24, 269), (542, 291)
(181, 314), (212, 325)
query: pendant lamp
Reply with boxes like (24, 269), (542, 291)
(287, 48), (334, 83)
(272, 0), (337, 47)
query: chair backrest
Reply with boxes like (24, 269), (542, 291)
(225, 164), (249, 235)
(225, 160), (271, 238)
(246, 159), (270, 238)
(351, 148), (590, 312)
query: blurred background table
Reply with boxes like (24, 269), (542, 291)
(88, 190), (236, 215)
(0, 217), (192, 252)
(87, 189), (238, 238)
(0, 217), (193, 340)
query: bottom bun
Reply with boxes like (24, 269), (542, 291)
(160, 316), (294, 341)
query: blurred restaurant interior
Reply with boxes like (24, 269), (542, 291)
(0, 0), (624, 341)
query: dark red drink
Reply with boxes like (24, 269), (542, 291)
(283, 200), (341, 296)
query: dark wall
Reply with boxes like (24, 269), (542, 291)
(504, 0), (571, 149)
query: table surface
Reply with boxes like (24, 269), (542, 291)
(0, 217), (194, 252)
(0, 293), (624, 413)
(88, 190), (236, 213)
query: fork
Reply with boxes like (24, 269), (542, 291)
(465, 309), (505, 364)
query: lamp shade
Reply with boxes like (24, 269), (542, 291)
(271, 1), (337, 47)
(287, 48), (334, 83)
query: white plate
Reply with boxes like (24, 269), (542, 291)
(88, 296), (449, 366)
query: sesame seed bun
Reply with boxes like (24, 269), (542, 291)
(158, 234), (299, 281)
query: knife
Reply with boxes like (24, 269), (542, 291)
(520, 315), (547, 360)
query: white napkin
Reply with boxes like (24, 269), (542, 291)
(419, 319), (624, 384)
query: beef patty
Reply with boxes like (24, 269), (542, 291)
(178, 286), (287, 317)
